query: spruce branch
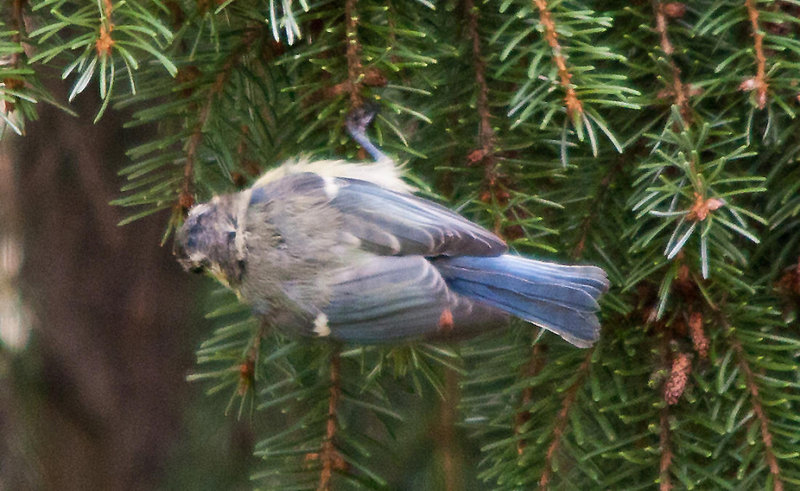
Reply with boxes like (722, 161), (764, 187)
(538, 350), (592, 490)
(96, 0), (114, 57)
(344, 0), (363, 109)
(180, 29), (260, 212)
(316, 349), (345, 491)
(658, 407), (673, 491)
(514, 343), (546, 456)
(439, 368), (463, 491)
(741, 0), (768, 109)
(9, 0), (24, 70)
(731, 337), (784, 491)
(531, 0), (582, 118)
(652, 1), (692, 122)
(572, 157), (626, 259)
(464, 0), (495, 164)
(463, 0), (504, 234)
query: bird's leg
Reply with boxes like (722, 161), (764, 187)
(346, 103), (390, 163)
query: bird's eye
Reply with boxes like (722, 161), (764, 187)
(190, 265), (205, 274)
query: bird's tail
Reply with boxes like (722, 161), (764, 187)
(434, 255), (609, 347)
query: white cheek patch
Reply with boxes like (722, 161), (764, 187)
(313, 313), (331, 337)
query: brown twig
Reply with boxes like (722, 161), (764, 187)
(9, 0), (25, 67)
(464, 0), (505, 235)
(4, 0), (27, 113)
(654, 2), (673, 55)
(572, 158), (627, 258)
(538, 350), (592, 489)
(317, 350), (345, 491)
(440, 368), (463, 491)
(741, 0), (769, 109)
(345, 0), (363, 108)
(179, 31), (259, 212)
(96, 0), (115, 56)
(652, 2), (693, 122)
(657, 322), (675, 490)
(659, 407), (673, 491)
(532, 0), (583, 117)
(465, 0), (495, 161)
(731, 338), (783, 491)
(237, 321), (268, 396)
(514, 343), (546, 455)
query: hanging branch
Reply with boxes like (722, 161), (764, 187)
(572, 158), (627, 258)
(317, 350), (344, 491)
(464, 0), (495, 164)
(3, 0), (26, 115)
(657, 324), (674, 491)
(531, 0), (582, 118)
(740, 0), (768, 109)
(344, 0), (363, 108)
(464, 0), (508, 237)
(731, 338), (783, 491)
(514, 343), (546, 456)
(96, 0), (115, 57)
(652, 1), (692, 122)
(538, 351), (592, 489)
(9, 0), (25, 70)
(179, 31), (259, 212)
(439, 368), (463, 491)
(658, 407), (673, 491)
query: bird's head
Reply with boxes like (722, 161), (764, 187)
(174, 195), (243, 286)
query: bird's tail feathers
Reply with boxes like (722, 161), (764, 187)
(434, 255), (609, 347)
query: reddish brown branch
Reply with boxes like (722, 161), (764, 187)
(741, 0), (769, 108)
(464, 0), (505, 234)
(539, 351), (592, 489)
(652, 2), (693, 122)
(731, 338), (783, 491)
(237, 321), (267, 396)
(96, 0), (115, 56)
(180, 32), (258, 212)
(515, 343), (546, 455)
(465, 0), (495, 159)
(9, 0), (24, 67)
(345, 0), (363, 108)
(657, 322), (675, 490)
(654, 2), (673, 55)
(659, 407), (673, 491)
(3, 0), (26, 113)
(439, 369), (463, 491)
(532, 0), (582, 117)
(572, 158), (626, 258)
(317, 350), (344, 491)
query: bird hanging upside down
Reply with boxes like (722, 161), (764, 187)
(174, 112), (609, 347)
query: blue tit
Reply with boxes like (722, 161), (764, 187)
(174, 157), (609, 347)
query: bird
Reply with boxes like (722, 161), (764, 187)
(174, 111), (609, 347)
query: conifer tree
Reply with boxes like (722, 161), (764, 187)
(4, 0), (800, 488)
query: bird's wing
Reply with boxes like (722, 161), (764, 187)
(249, 172), (507, 257)
(301, 256), (506, 342)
